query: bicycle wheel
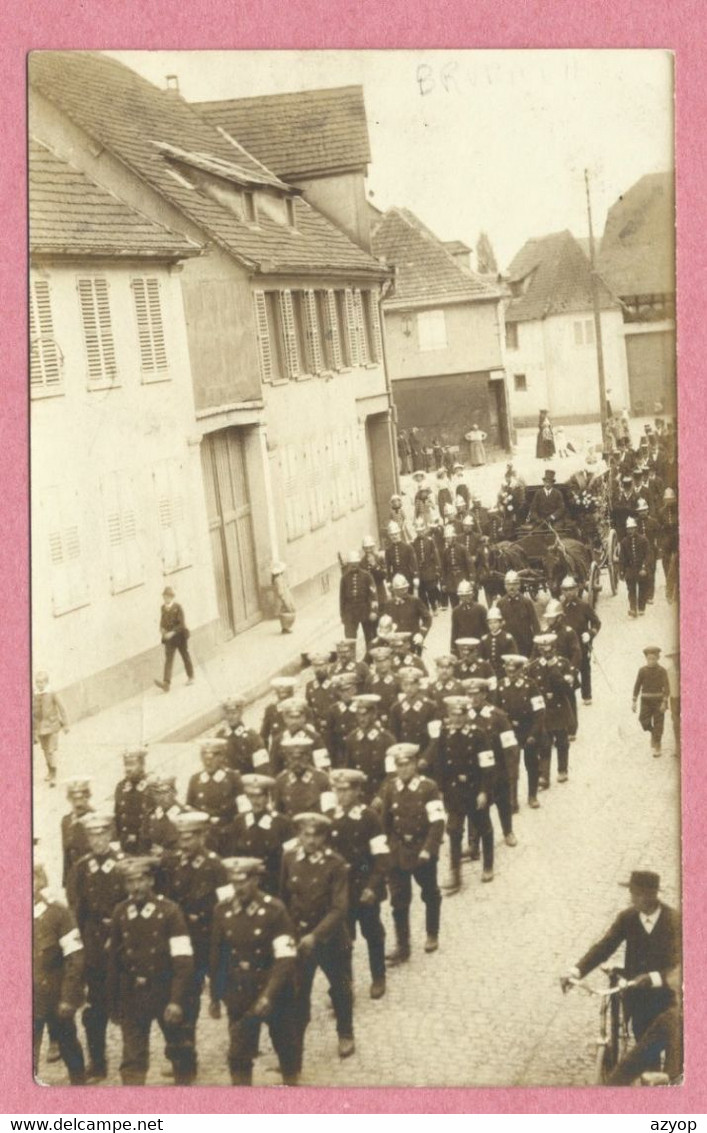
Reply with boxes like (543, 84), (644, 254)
(587, 560), (601, 609)
(607, 529), (619, 596)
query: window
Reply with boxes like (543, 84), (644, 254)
(417, 309), (447, 351)
(253, 291), (288, 384)
(574, 318), (595, 346)
(303, 291), (324, 375)
(30, 277), (63, 397)
(286, 197), (297, 228)
(132, 278), (168, 380)
(280, 445), (309, 540)
(279, 291), (301, 380)
(335, 290), (354, 367)
(362, 290), (383, 363)
(100, 470), (143, 593)
(316, 290), (342, 371)
(290, 292), (311, 376)
(77, 277), (117, 386)
(514, 373), (528, 392)
(44, 486), (90, 615)
(505, 321), (519, 350)
(353, 289), (371, 364)
(243, 191), (257, 224)
(305, 438), (328, 529)
(152, 458), (192, 572)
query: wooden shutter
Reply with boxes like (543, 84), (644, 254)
(44, 486), (90, 615)
(326, 290), (343, 370)
(132, 278), (168, 376)
(153, 458), (192, 572)
(77, 278), (117, 384)
(279, 291), (300, 380)
(304, 290), (323, 375)
(30, 278), (63, 395)
(101, 470), (143, 593)
(344, 289), (360, 366)
(367, 290), (384, 363)
(353, 289), (368, 363)
(306, 437), (327, 529)
(281, 445), (304, 540)
(253, 291), (273, 383)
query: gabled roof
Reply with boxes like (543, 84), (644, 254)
(371, 208), (501, 309)
(29, 138), (201, 259)
(443, 240), (472, 256)
(504, 230), (618, 323)
(29, 53), (385, 279)
(597, 172), (675, 296)
(194, 86), (371, 180)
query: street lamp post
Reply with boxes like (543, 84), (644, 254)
(584, 168), (609, 438)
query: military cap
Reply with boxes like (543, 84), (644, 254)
(221, 694), (246, 710)
(534, 633), (558, 646)
(116, 856), (158, 879)
(487, 607), (503, 621)
(162, 586), (176, 598)
(292, 812), (332, 830)
(643, 646), (662, 657)
(386, 742), (420, 763)
(346, 549), (362, 564)
(462, 678), (490, 693)
(279, 734), (315, 749)
(352, 694), (381, 708)
(455, 637), (480, 648)
(457, 580), (473, 596)
(307, 651), (332, 667)
(619, 870), (660, 893)
(146, 771), (177, 789)
(331, 671), (358, 687)
(200, 738), (228, 754)
(65, 777), (92, 796)
(434, 654), (457, 667)
(172, 810), (210, 832)
(80, 812), (114, 833)
(370, 646), (393, 661)
(279, 696), (308, 715)
(625, 516), (638, 529)
(336, 638), (357, 650)
(241, 774), (276, 794)
(560, 575), (578, 589)
(390, 631), (412, 642)
(502, 654), (527, 667)
(398, 666), (421, 681)
(443, 695), (471, 714)
(362, 535), (376, 548)
(621, 475), (633, 484)
(330, 768), (368, 788)
(544, 599), (564, 619)
(412, 470), (427, 482)
(504, 570), (520, 583)
(221, 856), (266, 879)
(122, 745), (148, 761)
(391, 573), (409, 590)
(271, 676), (297, 692)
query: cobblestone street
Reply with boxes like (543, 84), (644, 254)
(36, 532), (680, 1089)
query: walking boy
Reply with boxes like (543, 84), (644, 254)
(154, 586), (194, 692)
(33, 670), (69, 787)
(632, 646), (670, 756)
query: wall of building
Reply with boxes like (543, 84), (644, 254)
(30, 260), (220, 720)
(392, 371), (497, 450)
(294, 170), (371, 252)
(623, 323), (676, 415)
(384, 299), (504, 381)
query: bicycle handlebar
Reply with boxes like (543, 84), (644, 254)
(564, 976), (638, 997)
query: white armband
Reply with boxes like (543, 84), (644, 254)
(283, 837), (299, 852)
(369, 834), (389, 856)
(313, 748), (331, 770)
(273, 934), (297, 960)
(427, 720), (442, 739)
(236, 794), (252, 813)
(478, 749), (495, 768)
(319, 791), (336, 813)
(252, 748), (270, 768)
(425, 799), (445, 822)
(169, 935), (193, 958)
(216, 883), (235, 903)
(59, 928), (83, 958)
(500, 730), (517, 749)
(531, 696), (545, 711)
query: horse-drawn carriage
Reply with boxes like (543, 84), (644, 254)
(479, 468), (620, 607)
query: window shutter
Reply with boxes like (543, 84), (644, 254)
(279, 291), (300, 379)
(281, 446), (302, 540)
(368, 291), (384, 363)
(132, 278), (168, 376)
(30, 278), (63, 394)
(344, 289), (360, 366)
(44, 486), (90, 614)
(353, 289), (367, 363)
(153, 458), (191, 573)
(326, 290), (343, 370)
(101, 470), (143, 593)
(304, 290), (323, 374)
(253, 291), (273, 383)
(78, 278), (117, 384)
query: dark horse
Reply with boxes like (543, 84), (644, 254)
(542, 536), (593, 597)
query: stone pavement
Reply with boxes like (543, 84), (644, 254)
(37, 539), (681, 1088)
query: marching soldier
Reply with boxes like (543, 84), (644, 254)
(281, 813), (355, 1062)
(364, 646), (401, 726)
(388, 667), (440, 760)
(361, 535), (389, 607)
(635, 498), (661, 605)
(339, 550), (379, 645)
(382, 573), (432, 654)
(61, 778), (94, 890)
(159, 810), (230, 1083)
(412, 517), (442, 613)
(541, 599), (581, 739)
(428, 654), (463, 711)
(114, 746), (151, 855)
(496, 655), (546, 809)
(658, 488), (679, 604)
(186, 739), (245, 851)
(632, 646), (671, 756)
(479, 607), (518, 678)
(431, 697), (496, 892)
(270, 697), (331, 775)
(209, 857), (299, 1086)
(388, 495), (414, 543)
(273, 737), (335, 818)
(325, 673), (361, 767)
(559, 575), (601, 706)
(304, 651), (338, 736)
(344, 694), (397, 801)
(220, 774), (295, 895)
(456, 638), (498, 694)
(107, 856), (195, 1085)
(388, 630), (429, 677)
(498, 572), (541, 658)
(466, 679), (520, 850)
(140, 772), (187, 854)
(619, 516), (652, 618)
(377, 744), (445, 962)
(459, 513), (482, 562)
(527, 634), (575, 788)
(440, 525), (471, 609)
(69, 812), (126, 1082)
(330, 637), (370, 693)
(216, 695), (270, 776)
(329, 769), (390, 999)
(384, 521), (418, 590)
(260, 676), (299, 751)
(33, 862), (86, 1085)
(450, 580), (489, 652)
(612, 474), (638, 539)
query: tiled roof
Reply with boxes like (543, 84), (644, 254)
(504, 230), (618, 323)
(597, 172), (675, 296)
(29, 53), (385, 278)
(371, 208), (501, 308)
(29, 138), (201, 258)
(194, 86), (371, 179)
(443, 240), (471, 255)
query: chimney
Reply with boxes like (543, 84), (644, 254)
(165, 75), (180, 96)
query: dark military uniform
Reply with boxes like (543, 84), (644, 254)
(260, 696), (305, 751)
(107, 893), (194, 1085)
(210, 890), (299, 1084)
(329, 804), (389, 984)
(440, 543), (471, 608)
(611, 488), (638, 540)
(619, 530), (652, 615)
(340, 565), (379, 645)
(412, 532), (441, 611)
(363, 670), (400, 726)
(330, 656), (370, 694)
(305, 674), (338, 736)
(159, 849), (230, 1082)
(498, 594), (541, 658)
(272, 767), (333, 818)
(496, 673), (546, 802)
(361, 549), (388, 607)
(114, 776), (151, 854)
(469, 703), (519, 837)
(325, 701), (359, 767)
(344, 721), (397, 801)
(280, 844), (353, 1067)
(457, 655), (498, 696)
(186, 767), (244, 850)
(270, 724), (330, 775)
(450, 602), (489, 652)
(61, 811), (92, 889)
(562, 595), (601, 702)
(376, 774), (445, 951)
(220, 811), (295, 895)
(633, 663), (670, 751)
(479, 630), (518, 678)
(527, 655), (575, 786)
(215, 721), (270, 776)
(428, 675), (464, 714)
(70, 849), (126, 1076)
(33, 899), (85, 1084)
(140, 802), (188, 854)
(381, 594), (432, 652)
(384, 541), (418, 589)
(389, 693), (440, 756)
(636, 513), (661, 603)
(431, 720), (496, 874)
(390, 648), (428, 677)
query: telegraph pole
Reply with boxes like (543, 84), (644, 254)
(584, 168), (608, 436)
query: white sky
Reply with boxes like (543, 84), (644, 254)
(111, 50), (674, 269)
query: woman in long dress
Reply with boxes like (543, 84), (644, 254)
(465, 424), (487, 467)
(536, 410), (555, 460)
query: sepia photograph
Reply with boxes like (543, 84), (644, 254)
(29, 48), (680, 1089)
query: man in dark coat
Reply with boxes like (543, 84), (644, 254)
(619, 517), (652, 618)
(527, 469), (566, 526)
(339, 550), (379, 645)
(154, 585), (194, 692)
(33, 863), (86, 1085)
(450, 580), (489, 652)
(498, 572), (541, 658)
(382, 574), (432, 654)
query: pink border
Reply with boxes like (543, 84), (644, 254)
(5, 2), (706, 1114)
